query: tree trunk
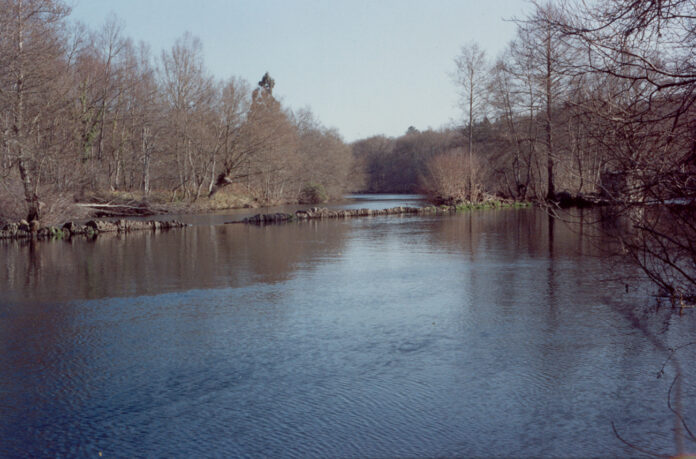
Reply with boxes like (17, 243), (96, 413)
(18, 156), (40, 221)
(142, 126), (151, 196)
(13, 0), (40, 222)
(544, 30), (555, 200)
(468, 67), (474, 201)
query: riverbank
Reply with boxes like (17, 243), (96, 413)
(72, 189), (262, 218)
(1, 190), (540, 241)
(0, 199), (533, 241)
(231, 201), (533, 224)
(0, 219), (188, 241)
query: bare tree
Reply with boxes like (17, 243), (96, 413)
(541, 0), (696, 301)
(422, 147), (482, 204)
(159, 33), (217, 199)
(513, 2), (577, 200)
(0, 0), (72, 221)
(489, 40), (542, 199)
(244, 73), (299, 204)
(120, 41), (160, 195)
(350, 135), (395, 192)
(208, 76), (251, 197)
(0, 3), (363, 220)
(294, 107), (354, 200)
(454, 42), (487, 200)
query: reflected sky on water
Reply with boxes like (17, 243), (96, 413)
(1, 204), (694, 457)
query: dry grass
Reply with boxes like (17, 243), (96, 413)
(189, 189), (256, 211)
(79, 186), (257, 213)
(2, 179), (257, 225)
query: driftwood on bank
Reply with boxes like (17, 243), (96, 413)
(0, 218), (188, 241)
(227, 206), (457, 225)
(75, 202), (160, 217)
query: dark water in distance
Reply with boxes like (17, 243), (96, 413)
(1, 202), (695, 457)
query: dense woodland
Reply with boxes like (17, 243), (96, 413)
(0, 0), (357, 223)
(1, 1), (695, 296)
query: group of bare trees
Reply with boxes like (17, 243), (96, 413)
(482, 0), (696, 299)
(0, 0), (356, 223)
(450, 1), (693, 206)
(448, 3), (581, 202)
(351, 1), (695, 298)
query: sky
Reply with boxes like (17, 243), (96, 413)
(69, 0), (531, 142)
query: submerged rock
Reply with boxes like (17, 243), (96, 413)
(86, 220), (118, 232)
(18, 220), (30, 232)
(62, 221), (85, 236)
(243, 213), (294, 224)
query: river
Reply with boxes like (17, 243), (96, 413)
(1, 196), (694, 457)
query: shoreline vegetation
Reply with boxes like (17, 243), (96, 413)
(0, 218), (187, 241)
(231, 200), (533, 225)
(0, 197), (534, 241)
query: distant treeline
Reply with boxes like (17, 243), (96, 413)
(352, 120), (531, 200)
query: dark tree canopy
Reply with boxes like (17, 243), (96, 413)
(258, 71), (275, 94)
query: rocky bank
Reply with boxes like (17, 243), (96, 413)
(0, 219), (188, 241)
(230, 206), (458, 224)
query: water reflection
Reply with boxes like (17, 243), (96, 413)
(0, 222), (352, 303)
(0, 208), (694, 457)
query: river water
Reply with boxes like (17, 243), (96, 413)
(1, 196), (694, 457)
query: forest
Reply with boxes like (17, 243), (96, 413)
(0, 0), (358, 224)
(3, 0), (694, 216)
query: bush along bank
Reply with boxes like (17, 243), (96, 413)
(0, 219), (188, 241)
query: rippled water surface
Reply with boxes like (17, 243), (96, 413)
(1, 202), (695, 457)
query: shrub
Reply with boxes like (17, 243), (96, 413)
(298, 183), (328, 204)
(421, 148), (483, 204)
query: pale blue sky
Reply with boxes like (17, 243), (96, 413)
(69, 0), (530, 142)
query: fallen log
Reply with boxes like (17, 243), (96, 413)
(75, 202), (159, 217)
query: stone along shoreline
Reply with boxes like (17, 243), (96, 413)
(229, 205), (462, 224)
(0, 219), (188, 240)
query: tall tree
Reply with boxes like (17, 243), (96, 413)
(160, 33), (216, 199)
(0, 0), (71, 221)
(294, 107), (353, 199)
(454, 42), (487, 200)
(488, 36), (543, 199)
(208, 76), (252, 197)
(244, 73), (298, 203)
(515, 2), (573, 200)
